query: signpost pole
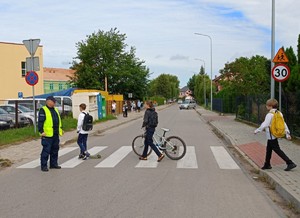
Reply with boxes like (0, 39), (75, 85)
(23, 39), (40, 133)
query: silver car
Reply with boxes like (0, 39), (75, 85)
(0, 105), (35, 125)
(0, 108), (30, 128)
(179, 99), (196, 110)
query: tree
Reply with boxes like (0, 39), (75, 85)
(148, 74), (180, 100)
(69, 28), (150, 99)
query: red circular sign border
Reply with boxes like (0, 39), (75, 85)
(25, 71), (39, 86)
(271, 63), (290, 82)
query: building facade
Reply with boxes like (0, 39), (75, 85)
(0, 41), (44, 101)
(43, 67), (75, 93)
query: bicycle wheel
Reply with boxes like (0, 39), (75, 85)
(164, 136), (186, 160)
(132, 135), (152, 157)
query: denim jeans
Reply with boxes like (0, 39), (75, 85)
(40, 135), (60, 168)
(77, 133), (88, 154)
(142, 127), (161, 157)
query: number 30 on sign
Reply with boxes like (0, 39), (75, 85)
(271, 64), (290, 82)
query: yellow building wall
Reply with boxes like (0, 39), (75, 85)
(0, 42), (44, 101)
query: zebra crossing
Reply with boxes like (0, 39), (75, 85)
(17, 146), (240, 170)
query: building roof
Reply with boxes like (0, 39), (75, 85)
(180, 86), (189, 92)
(43, 67), (75, 81)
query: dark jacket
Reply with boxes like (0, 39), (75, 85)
(142, 108), (156, 128)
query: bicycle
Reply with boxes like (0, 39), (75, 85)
(132, 128), (187, 160)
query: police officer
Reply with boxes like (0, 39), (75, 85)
(38, 96), (63, 172)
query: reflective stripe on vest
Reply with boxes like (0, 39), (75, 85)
(43, 106), (63, 137)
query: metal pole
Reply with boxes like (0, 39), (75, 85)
(194, 33), (213, 110)
(271, 0), (275, 99)
(29, 40), (37, 133)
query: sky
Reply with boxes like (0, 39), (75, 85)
(1, 0), (299, 88)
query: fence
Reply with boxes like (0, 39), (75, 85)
(213, 93), (300, 137)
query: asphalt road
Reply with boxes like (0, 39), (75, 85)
(0, 105), (285, 218)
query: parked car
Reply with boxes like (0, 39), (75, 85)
(0, 108), (30, 127)
(0, 117), (13, 130)
(54, 96), (72, 114)
(179, 99), (196, 110)
(177, 99), (183, 104)
(6, 98), (65, 115)
(0, 105), (36, 125)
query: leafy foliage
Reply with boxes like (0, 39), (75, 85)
(69, 28), (149, 99)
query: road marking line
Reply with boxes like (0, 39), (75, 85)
(61, 146), (107, 168)
(135, 152), (158, 168)
(210, 146), (240, 169)
(17, 147), (78, 168)
(94, 146), (132, 168)
(177, 146), (198, 169)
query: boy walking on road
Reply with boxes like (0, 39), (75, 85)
(77, 103), (90, 160)
(254, 99), (297, 171)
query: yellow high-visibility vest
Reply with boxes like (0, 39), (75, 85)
(42, 106), (63, 137)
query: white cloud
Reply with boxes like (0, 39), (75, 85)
(0, 0), (299, 87)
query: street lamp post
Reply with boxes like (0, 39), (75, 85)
(195, 58), (206, 106)
(194, 33), (213, 111)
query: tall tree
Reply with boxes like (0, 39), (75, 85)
(69, 28), (149, 99)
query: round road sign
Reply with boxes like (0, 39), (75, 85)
(271, 64), (290, 82)
(25, 71), (39, 86)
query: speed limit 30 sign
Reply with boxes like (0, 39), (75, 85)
(272, 64), (290, 82)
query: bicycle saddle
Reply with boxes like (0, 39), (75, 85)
(161, 128), (170, 132)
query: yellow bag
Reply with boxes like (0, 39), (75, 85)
(269, 110), (285, 138)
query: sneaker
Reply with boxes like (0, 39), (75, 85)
(261, 165), (272, 170)
(83, 152), (90, 160)
(139, 156), (147, 160)
(50, 165), (61, 169)
(41, 167), (49, 172)
(284, 163), (297, 171)
(157, 154), (165, 162)
(78, 154), (84, 159)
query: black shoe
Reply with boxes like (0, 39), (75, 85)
(78, 154), (84, 159)
(50, 165), (61, 169)
(41, 167), (49, 172)
(261, 165), (272, 170)
(284, 163), (297, 171)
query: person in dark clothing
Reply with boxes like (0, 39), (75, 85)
(38, 96), (63, 172)
(140, 100), (164, 162)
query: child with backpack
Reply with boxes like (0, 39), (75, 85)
(77, 103), (91, 160)
(254, 99), (296, 171)
(139, 100), (165, 162)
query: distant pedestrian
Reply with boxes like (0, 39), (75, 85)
(112, 100), (117, 116)
(123, 101), (128, 117)
(139, 100), (164, 162)
(38, 96), (63, 172)
(77, 103), (90, 160)
(254, 98), (297, 171)
(137, 100), (141, 112)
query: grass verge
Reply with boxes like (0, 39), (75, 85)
(0, 114), (116, 147)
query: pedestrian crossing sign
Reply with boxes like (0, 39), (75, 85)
(272, 48), (289, 63)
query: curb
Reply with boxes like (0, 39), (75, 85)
(197, 110), (300, 212)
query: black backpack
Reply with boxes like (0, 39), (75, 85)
(148, 111), (158, 128)
(82, 112), (93, 131)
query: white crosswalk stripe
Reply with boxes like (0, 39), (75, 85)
(16, 145), (240, 170)
(61, 146), (107, 168)
(17, 147), (78, 168)
(135, 152), (159, 168)
(210, 146), (240, 169)
(94, 146), (132, 168)
(177, 146), (198, 169)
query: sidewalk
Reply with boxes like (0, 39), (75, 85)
(195, 107), (300, 211)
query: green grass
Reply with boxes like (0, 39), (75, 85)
(0, 114), (116, 147)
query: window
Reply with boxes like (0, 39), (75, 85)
(59, 83), (63, 90)
(21, 62), (26, 77)
(50, 84), (54, 90)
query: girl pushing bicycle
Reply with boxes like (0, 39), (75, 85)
(140, 100), (165, 162)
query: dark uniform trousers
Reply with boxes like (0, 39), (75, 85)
(41, 134), (60, 168)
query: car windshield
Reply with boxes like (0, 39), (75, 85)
(18, 105), (34, 112)
(183, 100), (191, 104)
(0, 108), (9, 114)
